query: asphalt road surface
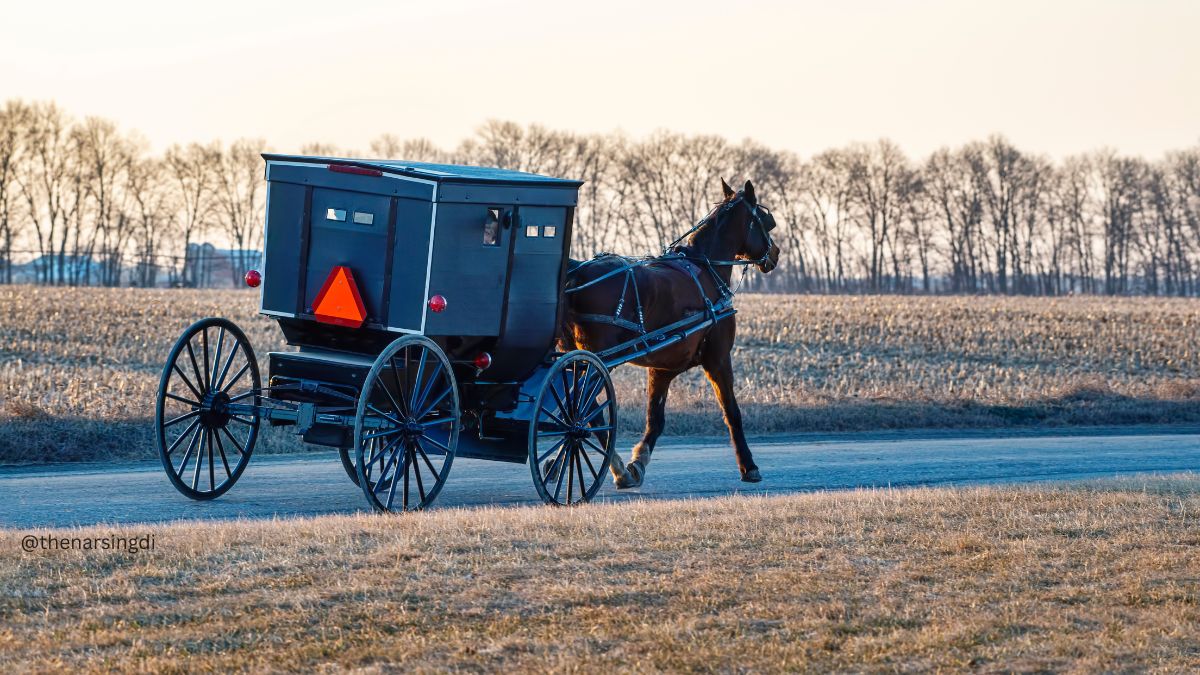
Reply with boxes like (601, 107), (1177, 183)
(3, 427), (1199, 529)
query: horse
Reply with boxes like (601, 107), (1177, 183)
(560, 178), (781, 488)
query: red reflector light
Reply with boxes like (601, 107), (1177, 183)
(328, 163), (383, 177)
(473, 352), (492, 370)
(428, 295), (447, 313)
(312, 266), (367, 328)
(244, 269), (261, 287)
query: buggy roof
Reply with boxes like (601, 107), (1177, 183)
(262, 154), (583, 188)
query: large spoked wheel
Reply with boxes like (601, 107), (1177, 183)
(155, 317), (261, 501)
(353, 336), (459, 512)
(529, 350), (617, 506)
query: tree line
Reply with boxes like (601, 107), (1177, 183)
(1, 98), (1197, 294)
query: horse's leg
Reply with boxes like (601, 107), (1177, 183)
(702, 353), (761, 482)
(615, 368), (679, 489)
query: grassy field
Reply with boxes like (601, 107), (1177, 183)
(2, 287), (1200, 463)
(2, 475), (1198, 671)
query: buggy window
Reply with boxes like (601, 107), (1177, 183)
(483, 208), (501, 246)
(326, 208), (346, 222)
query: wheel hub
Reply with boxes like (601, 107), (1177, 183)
(200, 390), (232, 428)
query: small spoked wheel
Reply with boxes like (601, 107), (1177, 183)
(529, 350), (616, 506)
(155, 317), (260, 500)
(353, 336), (459, 512)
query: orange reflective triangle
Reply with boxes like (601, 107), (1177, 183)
(312, 266), (367, 328)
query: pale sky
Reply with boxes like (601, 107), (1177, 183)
(2, 0), (1196, 159)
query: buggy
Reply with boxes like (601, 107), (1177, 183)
(155, 155), (733, 511)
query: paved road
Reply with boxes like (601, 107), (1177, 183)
(2, 428), (1199, 529)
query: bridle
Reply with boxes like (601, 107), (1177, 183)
(666, 195), (776, 268)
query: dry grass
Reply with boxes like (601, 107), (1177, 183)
(2, 475), (1199, 672)
(3, 287), (1200, 463)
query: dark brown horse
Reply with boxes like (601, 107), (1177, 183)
(560, 178), (781, 488)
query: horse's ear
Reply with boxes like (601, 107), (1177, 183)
(721, 178), (735, 200)
(743, 179), (756, 205)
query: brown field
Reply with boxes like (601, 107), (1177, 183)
(2, 287), (1200, 464)
(2, 475), (1198, 671)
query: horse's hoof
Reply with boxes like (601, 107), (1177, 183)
(741, 469), (762, 483)
(614, 461), (644, 489)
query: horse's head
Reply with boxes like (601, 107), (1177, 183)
(691, 178), (780, 273)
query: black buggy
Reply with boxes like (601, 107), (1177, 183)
(155, 155), (734, 511)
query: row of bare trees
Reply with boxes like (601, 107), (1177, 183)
(2, 100), (1198, 294)
(0, 100), (265, 287)
(347, 122), (1200, 296)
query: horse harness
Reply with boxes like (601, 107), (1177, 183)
(564, 195), (774, 341)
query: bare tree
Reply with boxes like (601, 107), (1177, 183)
(213, 139), (267, 284)
(164, 142), (219, 287)
(128, 157), (174, 287)
(0, 100), (29, 284)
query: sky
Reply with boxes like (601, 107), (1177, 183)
(1, 0), (1197, 160)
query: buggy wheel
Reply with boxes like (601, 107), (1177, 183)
(353, 336), (459, 512)
(338, 437), (387, 487)
(338, 446), (360, 486)
(529, 350), (616, 506)
(155, 317), (260, 500)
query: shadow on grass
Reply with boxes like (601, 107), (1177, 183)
(3, 391), (1200, 465)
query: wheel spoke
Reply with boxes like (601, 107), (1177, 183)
(574, 445), (587, 502)
(163, 409), (200, 427)
(219, 426), (247, 456)
(548, 380), (571, 424)
(171, 364), (204, 401)
(538, 437), (567, 465)
(415, 386), (451, 420)
(207, 428), (216, 491)
(411, 446), (427, 503)
(386, 449), (409, 509)
(579, 440), (600, 480)
(410, 349), (429, 411)
(176, 423), (202, 476)
(201, 327), (211, 390)
(166, 418), (200, 455)
(576, 371), (607, 420)
(376, 377), (405, 420)
(580, 435), (608, 458)
(420, 434), (453, 455)
(418, 416), (454, 428)
(369, 436), (405, 476)
(538, 405), (571, 430)
(414, 439), (441, 478)
(185, 341), (206, 396)
(366, 404), (403, 427)
(374, 442), (405, 495)
(390, 351), (410, 418)
(579, 402), (610, 426)
(538, 428), (570, 437)
(214, 338), (240, 391)
(213, 431), (233, 479)
(220, 363), (251, 394)
(413, 359), (443, 417)
(210, 328), (226, 390)
(571, 363), (592, 421)
(551, 441), (571, 502)
(192, 427), (207, 490)
(559, 366), (575, 420)
(228, 415), (257, 427)
(566, 443), (575, 503)
(164, 391), (201, 407)
(362, 426), (402, 441)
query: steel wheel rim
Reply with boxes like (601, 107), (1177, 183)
(529, 351), (616, 506)
(354, 336), (458, 512)
(155, 318), (260, 500)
